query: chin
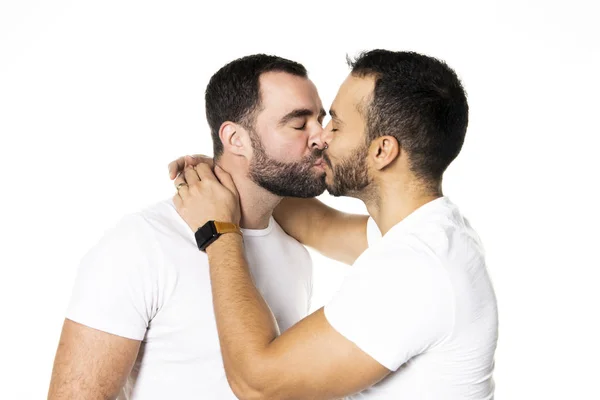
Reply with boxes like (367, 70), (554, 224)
(326, 187), (344, 197)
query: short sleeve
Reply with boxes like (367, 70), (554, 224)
(324, 245), (454, 371)
(66, 214), (159, 340)
(366, 217), (382, 247)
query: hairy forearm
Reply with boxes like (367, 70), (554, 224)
(273, 198), (329, 246)
(274, 198), (369, 265)
(48, 381), (115, 400)
(206, 234), (279, 397)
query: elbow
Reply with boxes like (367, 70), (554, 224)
(224, 359), (280, 400)
(226, 373), (271, 400)
(227, 376), (265, 400)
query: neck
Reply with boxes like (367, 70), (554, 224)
(216, 156), (281, 230)
(364, 177), (442, 236)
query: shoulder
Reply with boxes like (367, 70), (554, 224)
(354, 236), (452, 294)
(137, 198), (190, 236)
(90, 212), (153, 252)
(367, 199), (484, 270)
(79, 202), (173, 274)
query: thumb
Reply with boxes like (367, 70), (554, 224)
(215, 166), (238, 197)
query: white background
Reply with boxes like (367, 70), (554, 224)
(1, 0), (598, 398)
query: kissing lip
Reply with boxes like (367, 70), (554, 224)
(313, 158), (324, 166)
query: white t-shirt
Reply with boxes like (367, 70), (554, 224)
(66, 199), (313, 399)
(325, 197), (498, 400)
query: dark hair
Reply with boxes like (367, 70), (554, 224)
(205, 54), (308, 158)
(349, 50), (469, 185)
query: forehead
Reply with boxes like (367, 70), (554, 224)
(332, 74), (376, 117)
(258, 71), (322, 116)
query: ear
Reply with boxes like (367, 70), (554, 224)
(371, 135), (400, 170)
(219, 122), (252, 159)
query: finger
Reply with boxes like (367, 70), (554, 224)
(215, 165), (239, 196)
(183, 154), (215, 169)
(184, 155), (200, 167)
(174, 170), (187, 187)
(174, 173), (189, 198)
(184, 165), (201, 185)
(168, 156), (188, 180)
(193, 154), (215, 168)
(194, 163), (218, 182)
(173, 193), (183, 208)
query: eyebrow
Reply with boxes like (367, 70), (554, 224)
(279, 108), (327, 126)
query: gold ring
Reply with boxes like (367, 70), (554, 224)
(176, 182), (188, 191)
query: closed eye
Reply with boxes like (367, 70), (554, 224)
(294, 122), (307, 130)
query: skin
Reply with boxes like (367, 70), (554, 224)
(208, 71), (327, 230)
(169, 157), (369, 266)
(47, 320), (140, 400)
(48, 71), (329, 399)
(272, 197), (369, 265)
(168, 75), (377, 265)
(172, 73), (443, 399)
(252, 72), (326, 165)
(175, 164), (390, 400)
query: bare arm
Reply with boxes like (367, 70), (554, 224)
(207, 235), (389, 400)
(48, 319), (141, 400)
(173, 167), (388, 399)
(273, 197), (369, 265)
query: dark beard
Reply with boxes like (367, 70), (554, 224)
(323, 142), (371, 197)
(249, 133), (327, 198)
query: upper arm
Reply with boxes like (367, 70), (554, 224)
(49, 215), (160, 398)
(48, 319), (141, 400)
(251, 309), (390, 400)
(66, 214), (158, 338)
(274, 198), (369, 265)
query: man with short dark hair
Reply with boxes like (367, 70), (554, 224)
(174, 50), (498, 399)
(48, 54), (328, 399)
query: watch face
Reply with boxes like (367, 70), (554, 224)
(195, 221), (219, 252)
(200, 221), (218, 239)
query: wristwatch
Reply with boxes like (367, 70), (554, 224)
(195, 221), (242, 252)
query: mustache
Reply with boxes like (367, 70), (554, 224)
(305, 148), (325, 163)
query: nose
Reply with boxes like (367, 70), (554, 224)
(309, 124), (326, 151)
(320, 120), (334, 148)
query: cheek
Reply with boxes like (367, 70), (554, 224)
(325, 142), (346, 163)
(254, 121), (304, 160)
(267, 135), (308, 162)
(330, 134), (362, 160)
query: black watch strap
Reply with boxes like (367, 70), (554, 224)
(195, 221), (242, 252)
